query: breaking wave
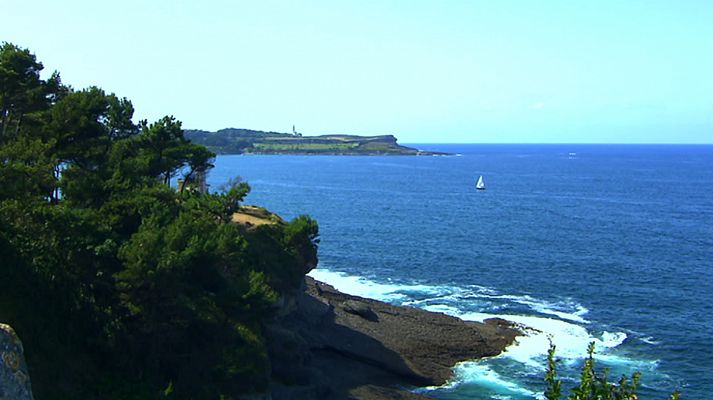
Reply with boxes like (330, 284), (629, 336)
(308, 267), (659, 399)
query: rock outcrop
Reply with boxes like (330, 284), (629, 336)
(0, 324), (33, 400)
(266, 277), (520, 400)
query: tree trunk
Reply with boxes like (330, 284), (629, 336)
(180, 168), (195, 194)
(1, 110), (8, 139)
(13, 113), (23, 136)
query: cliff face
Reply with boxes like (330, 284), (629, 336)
(265, 277), (520, 400)
(0, 324), (34, 400)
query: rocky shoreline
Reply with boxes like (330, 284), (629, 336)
(266, 277), (520, 400)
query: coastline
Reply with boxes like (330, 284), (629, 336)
(266, 277), (521, 400)
(235, 150), (453, 156)
(184, 129), (453, 156)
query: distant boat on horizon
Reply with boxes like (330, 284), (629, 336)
(476, 175), (486, 191)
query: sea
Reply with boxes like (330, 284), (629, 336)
(208, 144), (713, 400)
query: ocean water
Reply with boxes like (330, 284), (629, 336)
(208, 144), (713, 399)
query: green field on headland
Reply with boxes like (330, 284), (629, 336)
(185, 128), (448, 155)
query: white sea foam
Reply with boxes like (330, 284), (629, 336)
(311, 268), (590, 324)
(309, 267), (641, 397)
(457, 363), (539, 397)
(419, 363), (538, 398)
(466, 284), (499, 296)
(599, 331), (628, 348)
(641, 336), (660, 345)
(455, 312), (629, 371)
(310, 268), (613, 362)
(473, 293), (590, 323)
(596, 354), (659, 370)
(531, 303), (589, 324)
(309, 268), (620, 366)
(403, 293), (466, 307)
(422, 304), (462, 315)
(470, 313), (595, 369)
(308, 268), (458, 302)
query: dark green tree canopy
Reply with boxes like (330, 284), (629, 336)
(0, 42), (318, 399)
(0, 42), (65, 141)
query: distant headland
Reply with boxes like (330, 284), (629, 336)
(185, 128), (450, 155)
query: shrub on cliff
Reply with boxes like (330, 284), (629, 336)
(0, 42), (318, 399)
(545, 342), (680, 400)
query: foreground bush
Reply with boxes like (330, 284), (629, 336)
(545, 342), (680, 400)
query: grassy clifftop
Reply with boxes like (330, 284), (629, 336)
(185, 128), (448, 155)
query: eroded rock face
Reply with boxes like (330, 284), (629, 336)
(0, 324), (34, 400)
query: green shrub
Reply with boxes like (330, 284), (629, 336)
(545, 341), (680, 400)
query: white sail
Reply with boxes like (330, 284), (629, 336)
(476, 175), (485, 190)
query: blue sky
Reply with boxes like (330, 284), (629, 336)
(3, 0), (712, 143)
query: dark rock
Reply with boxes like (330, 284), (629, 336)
(266, 324), (312, 385)
(343, 300), (379, 322)
(0, 323), (34, 400)
(266, 277), (521, 400)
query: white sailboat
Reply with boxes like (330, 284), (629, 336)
(476, 175), (486, 190)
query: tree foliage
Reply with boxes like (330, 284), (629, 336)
(0, 42), (47, 139)
(0, 43), (318, 399)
